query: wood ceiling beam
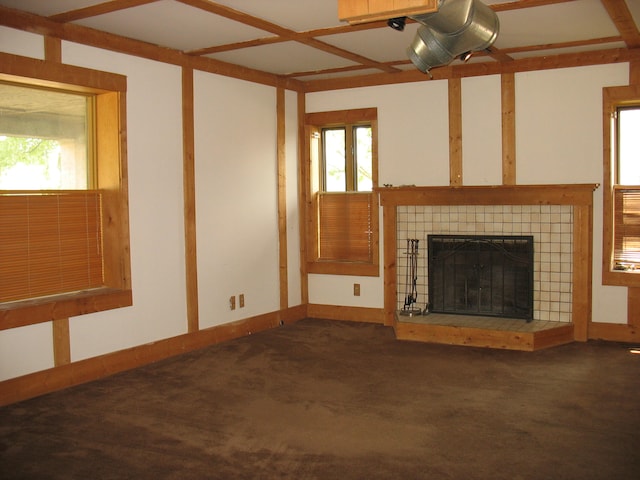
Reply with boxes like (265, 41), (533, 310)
(48, 0), (160, 23)
(490, 0), (579, 13)
(176, 0), (401, 73)
(600, 0), (640, 48)
(302, 47), (640, 92)
(0, 5), (303, 91)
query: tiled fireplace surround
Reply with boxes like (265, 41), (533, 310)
(396, 204), (573, 322)
(378, 184), (598, 342)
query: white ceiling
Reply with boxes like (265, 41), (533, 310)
(0, 0), (638, 83)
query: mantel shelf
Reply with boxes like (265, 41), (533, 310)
(376, 183), (600, 207)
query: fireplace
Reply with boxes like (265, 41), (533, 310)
(428, 235), (534, 320)
(394, 203), (576, 323)
(379, 184), (598, 349)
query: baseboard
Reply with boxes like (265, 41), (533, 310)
(0, 304), (307, 407)
(589, 322), (639, 343)
(307, 304), (385, 323)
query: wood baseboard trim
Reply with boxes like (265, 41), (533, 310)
(589, 322), (639, 343)
(0, 304), (307, 407)
(307, 304), (385, 324)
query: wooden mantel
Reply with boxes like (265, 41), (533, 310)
(377, 183), (599, 207)
(378, 184), (600, 348)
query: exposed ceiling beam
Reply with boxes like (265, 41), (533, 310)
(600, 0), (640, 48)
(48, 0), (160, 23)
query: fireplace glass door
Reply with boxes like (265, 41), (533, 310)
(428, 235), (534, 320)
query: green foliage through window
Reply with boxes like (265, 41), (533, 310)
(0, 136), (61, 189)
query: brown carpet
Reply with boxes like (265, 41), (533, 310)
(1, 318), (639, 479)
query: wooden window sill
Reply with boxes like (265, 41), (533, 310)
(602, 269), (640, 288)
(0, 288), (133, 331)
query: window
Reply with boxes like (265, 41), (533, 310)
(0, 82), (93, 190)
(305, 108), (379, 276)
(0, 52), (132, 328)
(602, 85), (640, 287)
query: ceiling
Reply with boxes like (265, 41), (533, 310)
(1, 0), (639, 88)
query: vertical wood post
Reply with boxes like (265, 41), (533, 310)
(448, 78), (462, 186)
(297, 92), (309, 305)
(277, 87), (289, 310)
(501, 73), (516, 185)
(182, 67), (199, 333)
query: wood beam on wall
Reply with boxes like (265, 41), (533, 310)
(52, 318), (71, 366)
(182, 67), (199, 333)
(297, 92), (309, 304)
(448, 78), (462, 186)
(501, 72), (516, 185)
(630, 59), (640, 85)
(45, 35), (71, 367)
(277, 87), (289, 310)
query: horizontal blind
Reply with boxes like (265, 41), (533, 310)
(318, 192), (372, 263)
(613, 186), (640, 266)
(0, 191), (104, 302)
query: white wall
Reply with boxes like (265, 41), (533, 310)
(462, 74), (502, 185)
(0, 26), (43, 59)
(62, 43), (188, 361)
(194, 72), (280, 328)
(306, 64), (631, 325)
(0, 30), (299, 380)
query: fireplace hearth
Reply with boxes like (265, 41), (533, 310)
(428, 235), (534, 321)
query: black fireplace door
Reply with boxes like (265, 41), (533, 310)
(428, 235), (534, 320)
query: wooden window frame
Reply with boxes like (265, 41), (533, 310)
(602, 84), (640, 287)
(304, 108), (379, 276)
(0, 52), (132, 330)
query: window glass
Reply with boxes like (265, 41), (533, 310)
(355, 125), (372, 192)
(617, 106), (640, 186)
(322, 127), (346, 192)
(0, 82), (92, 190)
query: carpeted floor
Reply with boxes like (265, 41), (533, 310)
(1, 318), (639, 479)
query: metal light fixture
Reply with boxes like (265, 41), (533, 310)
(403, 0), (499, 74)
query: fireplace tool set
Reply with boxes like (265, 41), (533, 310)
(400, 238), (424, 316)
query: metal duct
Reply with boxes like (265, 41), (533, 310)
(406, 0), (499, 74)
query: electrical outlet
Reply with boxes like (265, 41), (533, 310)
(353, 283), (360, 296)
(239, 294), (245, 308)
(229, 295), (236, 310)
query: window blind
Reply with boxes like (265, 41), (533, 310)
(0, 191), (104, 302)
(613, 186), (640, 267)
(318, 192), (373, 263)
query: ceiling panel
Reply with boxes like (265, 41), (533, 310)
(493, 0), (620, 50)
(322, 22), (421, 63)
(206, 41), (359, 75)
(0, 0), (102, 16)
(211, 0), (345, 31)
(72, 0), (272, 51)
